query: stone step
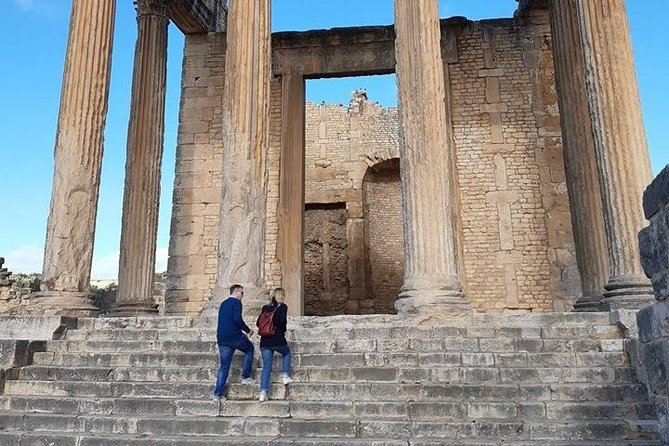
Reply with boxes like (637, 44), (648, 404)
(17, 364), (640, 385)
(0, 394), (656, 421)
(44, 337), (620, 355)
(63, 323), (622, 343)
(0, 432), (661, 446)
(3, 380), (650, 402)
(76, 312), (614, 332)
(0, 412), (658, 441)
(0, 431), (660, 446)
(30, 350), (629, 370)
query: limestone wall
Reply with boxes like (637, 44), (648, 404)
(168, 16), (579, 315)
(450, 15), (577, 311)
(166, 34), (226, 314)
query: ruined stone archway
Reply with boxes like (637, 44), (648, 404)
(363, 158), (403, 314)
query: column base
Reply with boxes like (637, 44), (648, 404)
(33, 291), (98, 317)
(110, 302), (159, 317)
(599, 276), (655, 311)
(395, 287), (471, 316)
(573, 295), (604, 312)
(197, 285), (269, 323)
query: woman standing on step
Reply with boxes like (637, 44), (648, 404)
(256, 287), (293, 402)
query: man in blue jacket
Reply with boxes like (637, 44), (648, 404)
(213, 284), (255, 400)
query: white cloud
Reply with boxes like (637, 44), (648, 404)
(155, 247), (169, 274)
(91, 251), (119, 281)
(14, 0), (58, 17)
(15, 0), (35, 11)
(4, 245), (43, 274)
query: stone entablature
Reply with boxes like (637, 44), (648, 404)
(167, 15), (579, 315)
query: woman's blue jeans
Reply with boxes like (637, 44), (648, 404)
(213, 336), (254, 398)
(260, 345), (292, 392)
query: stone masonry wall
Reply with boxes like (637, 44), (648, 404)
(167, 34), (226, 314)
(632, 165), (669, 443)
(364, 159), (403, 314)
(168, 17), (578, 315)
(450, 16), (577, 311)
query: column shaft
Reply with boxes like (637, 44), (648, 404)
(393, 0), (470, 315)
(38, 0), (116, 316)
(115, 0), (170, 315)
(549, 0), (608, 311)
(279, 73), (305, 316)
(214, 0), (271, 315)
(576, 0), (654, 309)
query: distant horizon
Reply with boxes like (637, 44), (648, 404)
(1, 0), (667, 279)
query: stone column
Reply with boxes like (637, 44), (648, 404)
(214, 0), (271, 315)
(575, 0), (654, 309)
(549, 0), (609, 311)
(36, 0), (116, 316)
(279, 73), (305, 316)
(114, 0), (170, 316)
(393, 0), (470, 315)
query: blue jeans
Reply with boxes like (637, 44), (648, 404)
(260, 345), (292, 392)
(213, 336), (254, 397)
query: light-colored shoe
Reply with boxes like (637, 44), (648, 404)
(241, 377), (255, 385)
(259, 391), (268, 402)
(281, 373), (293, 385)
(212, 394), (225, 401)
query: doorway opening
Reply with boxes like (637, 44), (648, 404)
(302, 75), (402, 316)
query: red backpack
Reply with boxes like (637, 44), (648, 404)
(257, 306), (278, 337)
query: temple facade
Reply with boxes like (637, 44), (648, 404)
(30, 0), (654, 318)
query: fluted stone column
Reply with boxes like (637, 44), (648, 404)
(549, 0), (609, 311)
(575, 0), (654, 309)
(393, 0), (470, 315)
(213, 0), (271, 316)
(114, 0), (170, 316)
(36, 0), (116, 316)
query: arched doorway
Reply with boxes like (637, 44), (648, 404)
(363, 158), (403, 314)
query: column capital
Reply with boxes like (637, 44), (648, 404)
(134, 0), (170, 19)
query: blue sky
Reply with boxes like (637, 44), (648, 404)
(0, 0), (667, 278)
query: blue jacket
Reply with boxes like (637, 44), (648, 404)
(216, 297), (251, 344)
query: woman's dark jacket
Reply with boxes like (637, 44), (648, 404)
(256, 302), (288, 348)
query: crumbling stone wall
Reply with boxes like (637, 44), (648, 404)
(169, 17), (578, 315)
(304, 205), (350, 316)
(299, 92), (401, 315)
(0, 258), (13, 303)
(0, 259), (35, 314)
(632, 165), (669, 443)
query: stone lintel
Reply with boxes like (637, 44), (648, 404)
(170, 0), (227, 34)
(306, 189), (362, 205)
(272, 18), (475, 77)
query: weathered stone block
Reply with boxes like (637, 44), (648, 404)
(637, 302), (669, 343)
(643, 164), (669, 219)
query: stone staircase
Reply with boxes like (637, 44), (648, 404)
(0, 313), (660, 445)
